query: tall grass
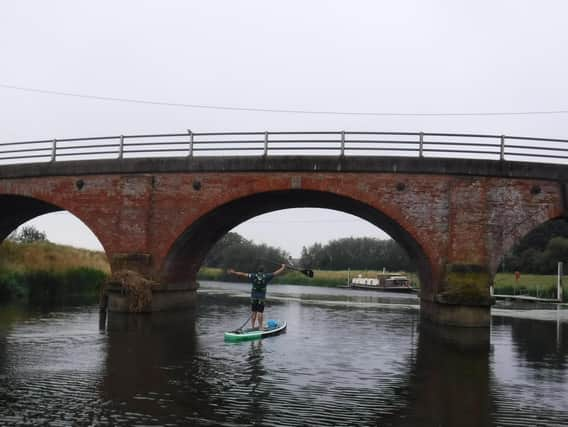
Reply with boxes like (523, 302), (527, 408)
(0, 241), (110, 302)
(0, 240), (110, 274)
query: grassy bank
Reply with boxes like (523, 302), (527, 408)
(0, 241), (110, 302)
(493, 273), (566, 300)
(198, 267), (567, 300)
(197, 267), (420, 288)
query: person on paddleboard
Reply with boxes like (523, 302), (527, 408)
(228, 264), (286, 330)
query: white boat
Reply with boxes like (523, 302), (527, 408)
(350, 273), (416, 293)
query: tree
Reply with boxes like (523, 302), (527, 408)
(299, 237), (414, 271)
(501, 219), (568, 274)
(203, 232), (289, 272)
(13, 226), (47, 244)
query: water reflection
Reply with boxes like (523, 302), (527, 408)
(382, 323), (492, 426)
(491, 314), (568, 424)
(100, 310), (201, 424)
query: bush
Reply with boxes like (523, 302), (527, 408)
(0, 268), (107, 303)
(0, 272), (26, 302)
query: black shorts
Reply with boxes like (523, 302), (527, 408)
(251, 299), (265, 313)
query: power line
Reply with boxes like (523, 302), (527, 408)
(2, 83), (568, 117)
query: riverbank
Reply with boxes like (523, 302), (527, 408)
(0, 241), (109, 302)
(1, 240), (565, 303)
(197, 267), (567, 301)
(197, 267), (419, 287)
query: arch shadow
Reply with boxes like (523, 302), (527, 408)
(0, 195), (62, 242)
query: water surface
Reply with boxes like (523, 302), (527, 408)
(1, 281), (567, 426)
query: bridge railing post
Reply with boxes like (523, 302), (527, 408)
(340, 130), (345, 157)
(264, 131), (269, 157)
(51, 139), (57, 163)
(500, 135), (505, 161)
(187, 129), (194, 158)
(118, 135), (124, 159)
(419, 132), (424, 158)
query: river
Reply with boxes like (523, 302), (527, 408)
(1, 281), (568, 426)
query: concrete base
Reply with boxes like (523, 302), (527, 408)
(421, 299), (490, 328)
(107, 289), (197, 313)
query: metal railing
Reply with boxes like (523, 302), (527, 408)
(1, 130), (568, 165)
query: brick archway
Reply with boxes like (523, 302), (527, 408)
(1, 155), (566, 326)
(160, 189), (433, 292)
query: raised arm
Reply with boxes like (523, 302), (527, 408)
(272, 264), (286, 276)
(228, 268), (249, 278)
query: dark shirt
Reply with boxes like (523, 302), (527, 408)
(248, 272), (275, 299)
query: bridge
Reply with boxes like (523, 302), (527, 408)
(1, 130), (568, 327)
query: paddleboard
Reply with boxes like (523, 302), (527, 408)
(224, 320), (287, 342)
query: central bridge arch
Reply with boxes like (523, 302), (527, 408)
(161, 189), (432, 293)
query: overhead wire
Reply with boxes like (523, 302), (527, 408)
(2, 83), (568, 117)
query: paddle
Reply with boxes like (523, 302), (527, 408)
(261, 259), (314, 278)
(231, 312), (253, 333)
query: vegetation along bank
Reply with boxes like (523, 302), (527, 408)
(0, 232), (109, 303)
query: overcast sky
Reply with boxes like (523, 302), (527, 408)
(2, 1), (568, 257)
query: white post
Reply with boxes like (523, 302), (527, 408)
(264, 131), (268, 157)
(558, 261), (563, 302)
(340, 130), (345, 157)
(419, 132), (424, 158)
(557, 305), (561, 351)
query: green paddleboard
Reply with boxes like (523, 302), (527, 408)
(224, 320), (287, 342)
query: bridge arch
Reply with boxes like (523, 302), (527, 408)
(0, 194), (109, 257)
(160, 189), (433, 293)
(0, 194), (62, 242)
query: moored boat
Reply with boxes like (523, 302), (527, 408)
(350, 273), (416, 293)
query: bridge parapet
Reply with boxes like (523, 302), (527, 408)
(1, 130), (568, 167)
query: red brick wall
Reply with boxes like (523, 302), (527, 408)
(1, 172), (564, 303)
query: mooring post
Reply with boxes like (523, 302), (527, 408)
(558, 261), (564, 302)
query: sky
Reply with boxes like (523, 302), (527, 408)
(1, 1), (568, 257)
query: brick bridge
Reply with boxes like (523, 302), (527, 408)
(1, 156), (567, 327)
